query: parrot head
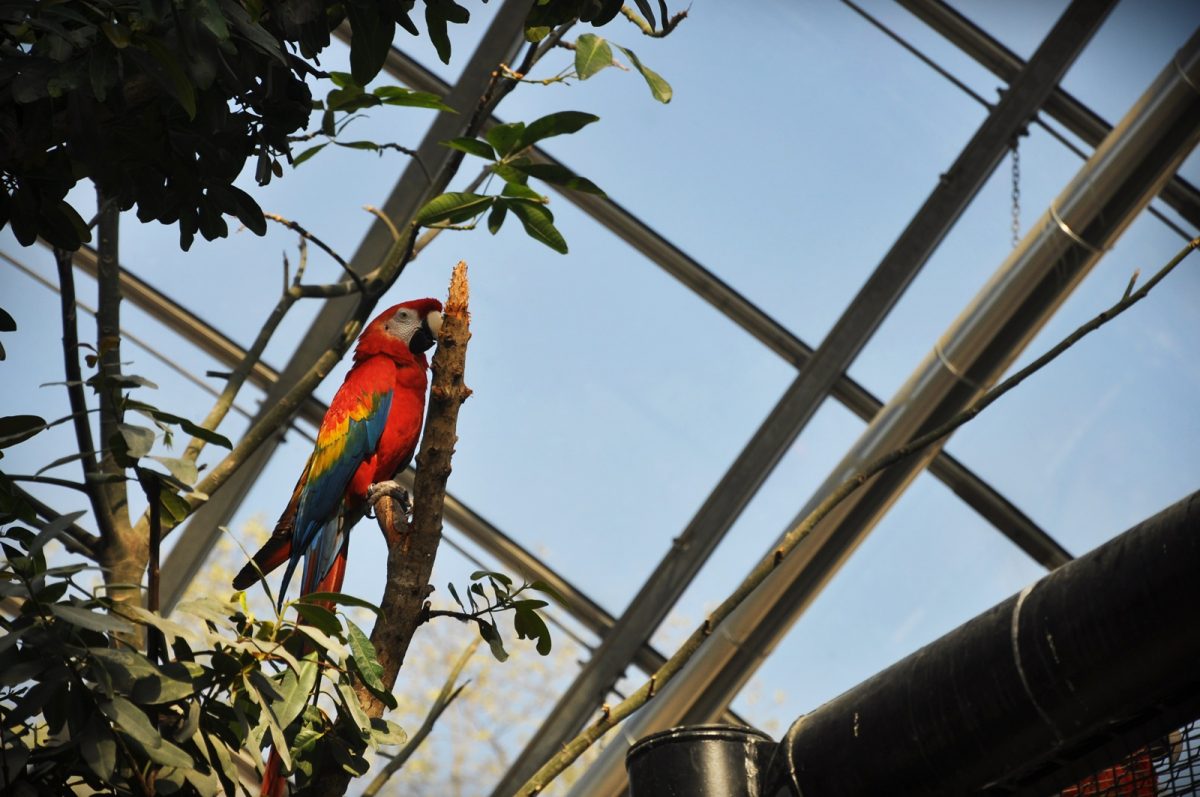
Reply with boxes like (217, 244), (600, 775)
(355, 298), (444, 361)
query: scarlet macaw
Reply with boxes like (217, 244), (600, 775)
(232, 297), (444, 605)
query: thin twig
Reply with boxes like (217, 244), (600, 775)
(619, 3), (689, 37)
(512, 237), (1200, 796)
(263, 213), (365, 294)
(364, 205), (402, 243)
(7, 474), (95, 493)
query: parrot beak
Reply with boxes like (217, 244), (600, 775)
(409, 310), (443, 354)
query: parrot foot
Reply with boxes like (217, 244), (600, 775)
(366, 480), (411, 517)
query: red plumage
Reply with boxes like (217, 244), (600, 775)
(232, 298), (442, 796)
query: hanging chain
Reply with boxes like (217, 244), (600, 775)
(1010, 136), (1021, 248)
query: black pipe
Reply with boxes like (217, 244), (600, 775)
(767, 490), (1200, 796)
(627, 725), (776, 797)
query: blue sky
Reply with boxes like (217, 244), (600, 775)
(3, 0), (1199, 785)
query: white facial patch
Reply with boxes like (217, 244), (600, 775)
(384, 307), (423, 344)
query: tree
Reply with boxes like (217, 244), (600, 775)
(1, 1), (686, 794)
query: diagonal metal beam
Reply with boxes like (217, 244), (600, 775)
(495, 2), (1112, 792)
(899, 0), (1200, 232)
(367, 27), (1070, 572)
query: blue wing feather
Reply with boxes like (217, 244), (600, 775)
(276, 388), (392, 606)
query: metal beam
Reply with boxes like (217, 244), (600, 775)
(567, 27), (1200, 797)
(498, 2), (1111, 791)
(156, 0), (533, 611)
(367, 22), (1071, 570)
(899, 0), (1200, 233)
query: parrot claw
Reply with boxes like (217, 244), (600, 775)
(367, 480), (412, 517)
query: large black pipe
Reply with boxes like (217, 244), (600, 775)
(768, 490), (1200, 796)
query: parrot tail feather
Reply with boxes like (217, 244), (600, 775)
(261, 748), (287, 797)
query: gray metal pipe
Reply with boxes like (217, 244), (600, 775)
(565, 27), (1200, 797)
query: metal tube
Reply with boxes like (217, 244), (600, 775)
(768, 490), (1200, 797)
(566, 28), (1200, 797)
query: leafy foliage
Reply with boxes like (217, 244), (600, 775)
(413, 110), (608, 253)
(0, 516), (560, 795)
(0, 0), (475, 251)
(443, 570), (561, 661)
(0, 0), (674, 252)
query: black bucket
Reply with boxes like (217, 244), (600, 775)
(625, 724), (777, 797)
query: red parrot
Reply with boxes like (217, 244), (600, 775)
(232, 299), (442, 796)
(233, 298), (443, 603)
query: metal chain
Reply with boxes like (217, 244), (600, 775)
(1010, 137), (1021, 248)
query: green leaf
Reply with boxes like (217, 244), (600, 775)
(447, 582), (465, 610)
(345, 619), (386, 694)
(195, 0), (231, 40)
(292, 602), (341, 636)
(50, 603), (136, 635)
(0, 415), (46, 448)
(119, 423), (156, 458)
(529, 580), (566, 605)
(506, 199), (568, 254)
(274, 653), (318, 729)
(424, 0), (469, 64)
(126, 400), (232, 448)
(575, 34), (614, 79)
(477, 620), (508, 662)
(616, 45), (673, 103)
(501, 181), (544, 201)
(101, 21), (132, 48)
(296, 592), (381, 614)
(517, 111), (600, 151)
(31, 509), (87, 555)
(345, 3), (394, 85)
(442, 137), (496, 161)
(470, 570), (513, 587)
(229, 186), (267, 236)
(337, 680), (371, 738)
(487, 202), (507, 235)
(141, 38), (197, 118)
(514, 607), (553, 655)
(150, 456), (198, 486)
(485, 122), (525, 158)
(159, 488), (192, 524)
(415, 192), (495, 226)
(294, 142), (328, 166)
(244, 672), (291, 770)
(373, 86), (454, 111)
(101, 695), (195, 768)
(79, 714), (117, 781)
(513, 162), (606, 195)
(369, 717), (407, 747)
(294, 624), (349, 661)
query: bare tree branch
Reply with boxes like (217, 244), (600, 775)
(512, 238), (1200, 796)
